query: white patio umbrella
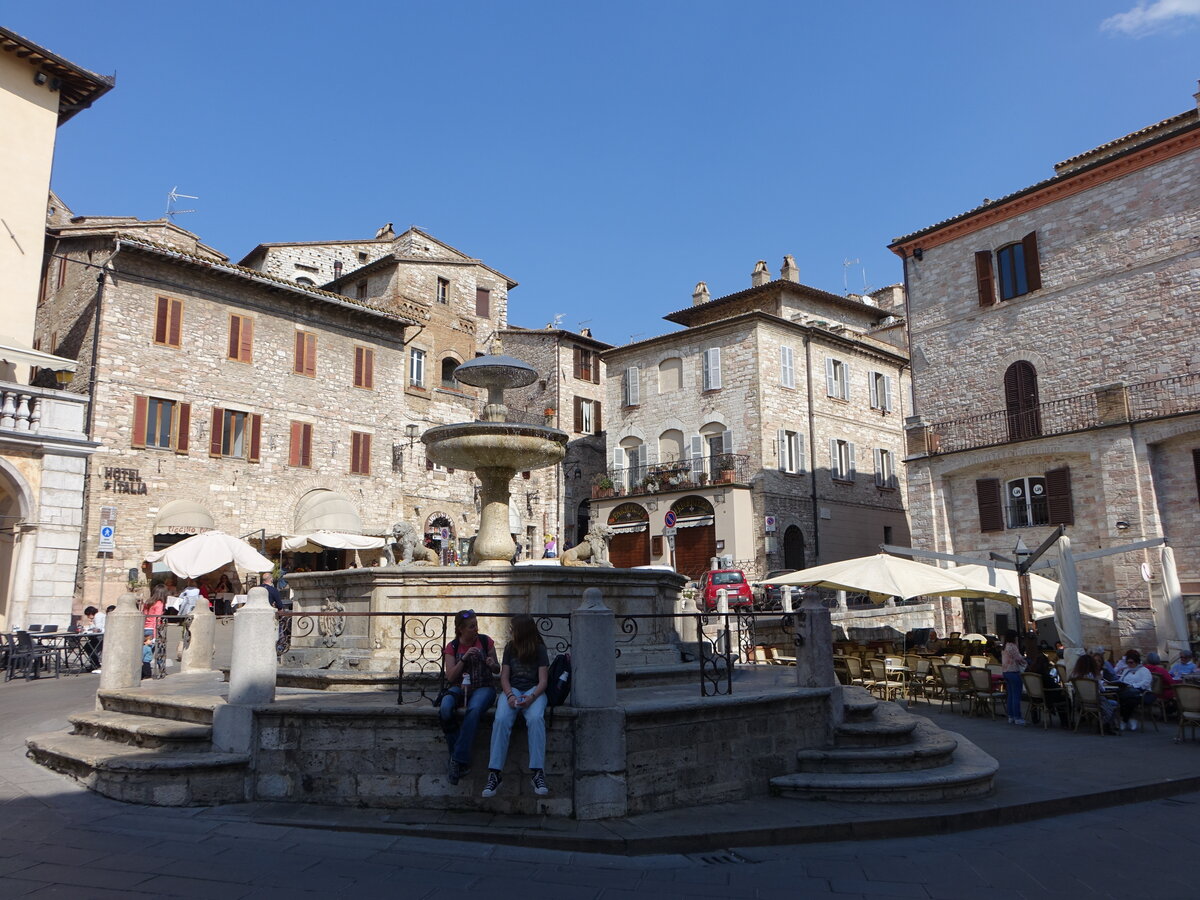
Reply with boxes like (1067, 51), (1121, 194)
(952, 563), (1115, 622)
(145, 530), (274, 578)
(281, 531), (386, 553)
(761, 553), (1017, 602)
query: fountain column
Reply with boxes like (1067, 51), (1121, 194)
(474, 466), (518, 566)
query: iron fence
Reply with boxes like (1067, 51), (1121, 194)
(594, 453), (751, 499)
(1127, 371), (1200, 421)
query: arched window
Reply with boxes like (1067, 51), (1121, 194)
(658, 357), (683, 393)
(658, 429), (685, 464)
(441, 358), (459, 389)
(1003, 361), (1041, 440)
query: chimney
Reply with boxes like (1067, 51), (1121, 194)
(1194, 79), (1200, 110)
(780, 254), (799, 283)
(751, 260), (770, 287)
(581, 327), (592, 338)
(374, 222), (395, 240)
(692, 281), (710, 306)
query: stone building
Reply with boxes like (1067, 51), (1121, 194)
(890, 84), (1200, 649)
(0, 28), (109, 629)
(596, 258), (911, 579)
(500, 325), (611, 551)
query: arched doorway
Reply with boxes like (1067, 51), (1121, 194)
(607, 503), (650, 568)
(425, 512), (456, 565)
(574, 499), (590, 548)
(783, 525), (805, 570)
(1004, 361), (1041, 441)
(670, 495), (716, 579)
(0, 460), (34, 630)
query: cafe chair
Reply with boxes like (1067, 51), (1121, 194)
(27, 624), (43, 633)
(1071, 677), (1112, 736)
(1174, 684), (1200, 743)
(40, 624), (58, 633)
(938, 664), (969, 714)
(867, 657), (905, 701)
(968, 667), (1004, 719)
(1021, 672), (1065, 729)
(7, 630), (60, 681)
(1146, 674), (1168, 730)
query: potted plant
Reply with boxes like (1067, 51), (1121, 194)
(716, 454), (737, 483)
(592, 475), (615, 499)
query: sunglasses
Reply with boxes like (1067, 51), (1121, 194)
(455, 609), (476, 621)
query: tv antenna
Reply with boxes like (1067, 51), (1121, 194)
(166, 187), (198, 220)
(577, 318), (592, 333)
(843, 257), (872, 295)
(549, 313), (565, 329)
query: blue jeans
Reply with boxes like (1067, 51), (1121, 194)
(489, 687), (547, 771)
(1003, 671), (1023, 720)
(439, 685), (497, 766)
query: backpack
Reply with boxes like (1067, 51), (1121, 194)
(545, 652), (572, 709)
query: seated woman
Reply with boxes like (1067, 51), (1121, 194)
(482, 615), (550, 798)
(1115, 649), (1153, 731)
(1071, 653), (1118, 731)
(438, 610), (499, 785)
(1027, 647), (1070, 726)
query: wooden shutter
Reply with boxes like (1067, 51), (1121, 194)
(289, 422), (303, 466)
(721, 430), (732, 454)
(829, 439), (841, 478)
(360, 432), (371, 475)
(240, 317), (253, 362)
(167, 299), (182, 347)
(354, 347), (364, 387)
(210, 408), (224, 457)
(594, 401), (601, 434)
(175, 402), (191, 454)
(1045, 466), (1074, 525)
(248, 414), (262, 463)
(1004, 361), (1041, 440)
(796, 431), (805, 472)
(573, 396), (583, 433)
(976, 478), (1004, 532)
(363, 348), (374, 389)
(975, 251), (996, 307)
(300, 423), (312, 467)
(874, 448), (883, 487)
(778, 429), (788, 471)
(304, 333), (316, 377)
(869, 372), (879, 408)
(132, 396), (148, 448)
(883, 375), (894, 413)
(1022, 231), (1042, 293)
(592, 353), (600, 384)
(154, 297), (169, 344)
(1193, 449), (1200, 504)
(626, 367), (640, 406)
(475, 287), (490, 318)
(294, 331), (305, 374)
(573, 346), (582, 379)
(228, 315), (240, 360)
(825, 358), (837, 396)
(847, 442), (856, 479)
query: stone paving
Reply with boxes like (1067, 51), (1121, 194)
(1, 673), (1196, 897)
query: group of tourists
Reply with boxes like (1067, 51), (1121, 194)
(437, 609), (552, 798)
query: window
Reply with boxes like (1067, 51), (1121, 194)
(659, 357), (683, 393)
(228, 314), (253, 363)
(874, 448), (897, 488)
(777, 429), (804, 474)
(1006, 476), (1047, 528)
(289, 421), (313, 468)
(56, 255), (68, 290)
(356, 280), (368, 300)
(437, 277), (449, 304)
(153, 296), (183, 348)
(574, 397), (601, 434)
(830, 439), (855, 482)
(475, 287), (490, 318)
(350, 431), (372, 475)
(780, 346), (795, 389)
(869, 371), (893, 412)
(976, 466), (1073, 532)
(440, 357), (459, 388)
(409, 348), (426, 388)
(702, 348), (722, 391)
(825, 358), (850, 400)
(1004, 361), (1040, 440)
(573, 346), (599, 383)
(976, 231), (1042, 306)
(623, 367), (640, 406)
(354, 346), (375, 389)
(294, 331), (317, 377)
(132, 396), (190, 454)
(209, 408), (262, 462)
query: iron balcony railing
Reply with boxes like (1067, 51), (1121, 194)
(593, 453), (751, 498)
(921, 371), (1200, 456)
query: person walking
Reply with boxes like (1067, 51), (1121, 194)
(1001, 630), (1026, 725)
(482, 614), (550, 798)
(438, 610), (499, 785)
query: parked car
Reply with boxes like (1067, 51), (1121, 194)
(698, 568), (753, 611)
(755, 569), (799, 610)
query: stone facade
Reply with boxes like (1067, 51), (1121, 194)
(892, 92), (1200, 649)
(597, 264), (911, 580)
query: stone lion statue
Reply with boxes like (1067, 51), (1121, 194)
(384, 522), (441, 566)
(561, 523), (615, 567)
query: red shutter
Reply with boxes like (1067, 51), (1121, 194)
(155, 298), (169, 344)
(573, 347), (582, 380)
(228, 316), (240, 360)
(976, 478), (1004, 532)
(975, 251), (996, 307)
(294, 332), (305, 374)
(289, 422), (302, 467)
(210, 408), (224, 457)
(1022, 231), (1042, 293)
(132, 396), (148, 448)
(475, 287), (490, 318)
(248, 414), (262, 463)
(364, 348), (374, 389)
(304, 334), (317, 377)
(1045, 466), (1073, 525)
(361, 433), (371, 475)
(354, 347), (364, 387)
(168, 299), (182, 347)
(175, 402), (191, 454)
(301, 423), (312, 468)
(593, 353), (600, 385)
(594, 401), (602, 433)
(574, 396), (583, 432)
(239, 317), (253, 362)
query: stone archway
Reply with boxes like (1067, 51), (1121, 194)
(783, 525), (805, 570)
(607, 502), (650, 568)
(669, 495), (716, 579)
(0, 458), (34, 630)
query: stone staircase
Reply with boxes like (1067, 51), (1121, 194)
(770, 687), (997, 802)
(26, 687), (249, 806)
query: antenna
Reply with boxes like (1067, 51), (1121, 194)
(628, 332), (643, 345)
(577, 318), (592, 333)
(842, 258), (860, 294)
(550, 314), (565, 329)
(166, 186), (198, 220)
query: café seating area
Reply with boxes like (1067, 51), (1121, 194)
(2, 627), (102, 681)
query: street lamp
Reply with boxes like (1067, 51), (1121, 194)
(403, 423), (420, 447)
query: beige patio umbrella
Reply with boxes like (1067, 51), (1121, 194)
(952, 563), (1115, 622)
(145, 530), (274, 579)
(761, 553), (1017, 602)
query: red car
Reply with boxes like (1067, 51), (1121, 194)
(698, 569), (753, 611)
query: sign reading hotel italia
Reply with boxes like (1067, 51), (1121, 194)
(103, 467), (147, 494)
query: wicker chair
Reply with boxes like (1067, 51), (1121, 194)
(938, 663), (969, 714)
(968, 667), (1005, 719)
(1175, 684), (1200, 743)
(867, 657), (905, 701)
(1071, 677), (1112, 735)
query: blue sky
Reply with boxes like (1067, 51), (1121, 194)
(10, 1), (1199, 346)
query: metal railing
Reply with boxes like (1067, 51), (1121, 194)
(1127, 371), (1200, 420)
(594, 453), (751, 498)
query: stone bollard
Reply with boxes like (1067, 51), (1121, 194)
(212, 586), (276, 755)
(570, 587), (627, 819)
(794, 591), (843, 730)
(717, 588), (729, 614)
(97, 592), (146, 707)
(677, 592), (700, 660)
(181, 595), (215, 674)
(782, 586), (794, 613)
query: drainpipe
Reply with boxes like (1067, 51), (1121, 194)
(804, 333), (820, 563)
(85, 253), (117, 438)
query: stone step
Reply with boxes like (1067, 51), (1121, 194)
(771, 733), (997, 803)
(69, 710), (212, 750)
(834, 702), (918, 748)
(840, 687), (879, 723)
(98, 690), (219, 725)
(26, 732), (248, 807)
(796, 721), (958, 773)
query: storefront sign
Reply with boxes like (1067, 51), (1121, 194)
(103, 467), (147, 495)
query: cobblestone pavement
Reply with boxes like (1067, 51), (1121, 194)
(1, 675), (1193, 897)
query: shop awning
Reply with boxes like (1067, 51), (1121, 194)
(153, 500), (215, 535)
(293, 490), (362, 534)
(675, 515), (714, 529)
(282, 531), (386, 552)
(609, 522), (649, 534)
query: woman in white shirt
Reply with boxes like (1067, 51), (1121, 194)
(1116, 649), (1153, 730)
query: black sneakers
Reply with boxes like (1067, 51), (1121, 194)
(482, 770), (503, 798)
(530, 769), (548, 796)
(447, 758), (466, 785)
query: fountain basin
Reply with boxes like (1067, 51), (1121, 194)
(422, 422), (566, 471)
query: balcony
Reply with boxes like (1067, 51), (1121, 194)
(592, 453), (751, 499)
(907, 372), (1200, 456)
(0, 382), (90, 444)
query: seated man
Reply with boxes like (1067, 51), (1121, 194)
(1144, 651), (1176, 703)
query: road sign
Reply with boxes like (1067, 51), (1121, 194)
(764, 515), (777, 533)
(663, 526), (678, 537)
(98, 506), (117, 552)
(667, 534), (676, 551)
(664, 511), (677, 528)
